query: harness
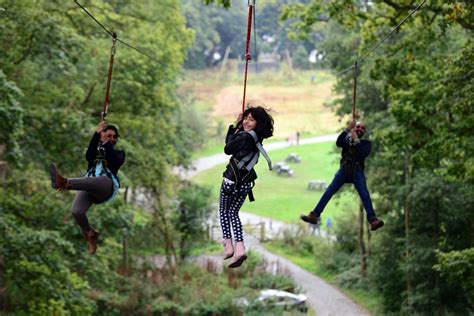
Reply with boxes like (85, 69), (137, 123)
(228, 130), (272, 202)
(86, 143), (120, 202)
(341, 138), (361, 182)
(236, 130), (272, 171)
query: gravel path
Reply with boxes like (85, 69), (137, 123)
(188, 134), (370, 316)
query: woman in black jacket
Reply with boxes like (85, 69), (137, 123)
(220, 106), (273, 268)
(49, 121), (125, 254)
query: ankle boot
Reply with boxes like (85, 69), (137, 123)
(49, 163), (69, 191)
(300, 212), (320, 225)
(228, 241), (247, 268)
(222, 239), (234, 260)
(369, 217), (384, 231)
(84, 228), (99, 255)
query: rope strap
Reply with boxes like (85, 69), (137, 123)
(242, 1), (254, 113)
(102, 34), (117, 121)
(352, 61), (358, 120)
(236, 130), (272, 171)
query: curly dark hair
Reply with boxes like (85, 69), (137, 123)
(237, 106), (274, 140)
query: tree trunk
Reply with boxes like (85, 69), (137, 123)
(404, 149), (412, 312)
(433, 203), (441, 315)
(0, 143), (6, 183)
(122, 228), (129, 272)
(0, 255), (5, 311)
(358, 201), (367, 277)
(152, 188), (178, 275)
(284, 49), (295, 78)
(220, 45), (231, 73)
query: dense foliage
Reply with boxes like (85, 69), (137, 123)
(281, 0), (473, 314)
(0, 1), (306, 314)
(185, 0), (317, 70)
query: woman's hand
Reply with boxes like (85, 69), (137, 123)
(235, 112), (243, 132)
(96, 121), (107, 133)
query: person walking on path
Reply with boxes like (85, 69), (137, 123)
(220, 106), (274, 268)
(49, 121), (125, 254)
(301, 119), (384, 231)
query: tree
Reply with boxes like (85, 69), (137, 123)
(281, 1), (474, 313)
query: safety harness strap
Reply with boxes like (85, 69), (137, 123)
(236, 130), (272, 171)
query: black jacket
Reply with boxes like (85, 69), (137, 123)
(222, 125), (258, 182)
(86, 132), (125, 177)
(336, 130), (371, 171)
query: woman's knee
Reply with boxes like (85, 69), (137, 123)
(70, 205), (85, 217)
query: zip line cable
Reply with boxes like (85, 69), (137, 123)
(74, 0), (162, 119)
(338, 0), (427, 76)
(336, 0), (426, 119)
(74, 0), (115, 38)
(74, 0), (160, 63)
(241, 0), (255, 113)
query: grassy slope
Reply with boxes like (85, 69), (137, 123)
(192, 140), (358, 226)
(178, 68), (345, 142)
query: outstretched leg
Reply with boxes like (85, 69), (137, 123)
(353, 169), (384, 231)
(302, 169), (346, 225)
(68, 176), (113, 201)
(312, 169), (346, 214)
(352, 169), (375, 220)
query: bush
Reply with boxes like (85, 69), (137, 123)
(248, 273), (297, 292)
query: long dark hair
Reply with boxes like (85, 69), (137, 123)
(237, 106), (274, 140)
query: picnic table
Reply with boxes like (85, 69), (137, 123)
(307, 180), (327, 191)
(285, 153), (301, 163)
(274, 162), (293, 176)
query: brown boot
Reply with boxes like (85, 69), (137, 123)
(84, 228), (99, 254)
(300, 212), (320, 225)
(49, 163), (69, 191)
(228, 241), (247, 268)
(222, 239), (234, 260)
(369, 217), (384, 231)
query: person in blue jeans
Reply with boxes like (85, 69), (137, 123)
(301, 119), (384, 231)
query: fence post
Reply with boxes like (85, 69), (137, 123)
(260, 221), (265, 241)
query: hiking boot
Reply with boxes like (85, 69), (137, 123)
(84, 228), (99, 254)
(369, 217), (384, 231)
(49, 163), (69, 191)
(300, 212), (320, 225)
(222, 239), (234, 260)
(228, 241), (247, 268)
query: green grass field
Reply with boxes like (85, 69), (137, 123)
(192, 140), (358, 226)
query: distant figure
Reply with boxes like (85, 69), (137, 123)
(310, 74), (315, 84)
(296, 131), (300, 145)
(301, 119), (384, 231)
(326, 217), (332, 231)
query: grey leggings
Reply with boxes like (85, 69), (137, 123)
(69, 176), (113, 232)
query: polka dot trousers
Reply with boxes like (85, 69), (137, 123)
(219, 180), (252, 242)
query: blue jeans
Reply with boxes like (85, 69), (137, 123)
(312, 168), (376, 220)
